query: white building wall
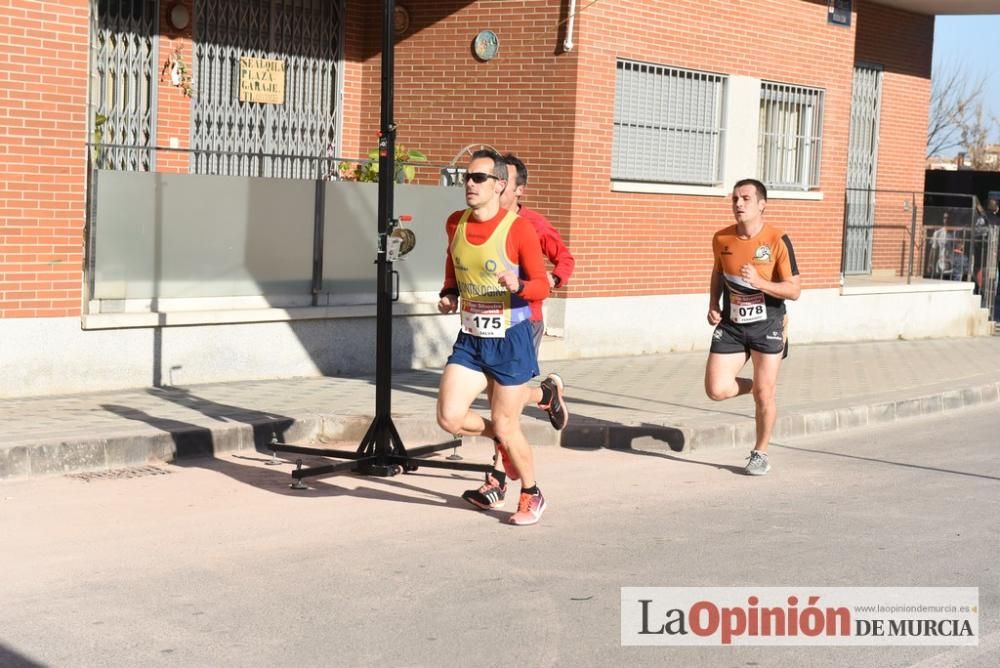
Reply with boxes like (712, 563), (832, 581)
(1, 284), (990, 398)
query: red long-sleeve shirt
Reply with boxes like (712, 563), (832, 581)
(517, 205), (575, 287)
(441, 207), (550, 320)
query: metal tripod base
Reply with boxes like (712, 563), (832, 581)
(355, 462), (401, 477)
(269, 415), (493, 487)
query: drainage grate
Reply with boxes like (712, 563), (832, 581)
(66, 465), (171, 482)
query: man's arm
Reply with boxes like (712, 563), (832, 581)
(498, 219), (550, 300)
(740, 234), (801, 301)
(438, 214), (460, 313)
(707, 267), (723, 325)
(740, 268), (802, 301)
(519, 207), (574, 287)
(543, 228), (575, 287)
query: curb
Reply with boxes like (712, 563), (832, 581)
(560, 380), (1000, 453)
(2, 381), (999, 481)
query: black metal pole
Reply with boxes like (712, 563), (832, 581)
(310, 179), (325, 306)
(373, 0), (397, 454)
(268, 0), (493, 483)
(907, 192), (916, 285)
(840, 189), (849, 285)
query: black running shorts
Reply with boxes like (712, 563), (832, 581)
(710, 314), (785, 356)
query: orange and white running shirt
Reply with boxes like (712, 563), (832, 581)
(712, 224), (799, 325)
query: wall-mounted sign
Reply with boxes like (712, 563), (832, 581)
(473, 30), (499, 61)
(239, 57), (286, 104)
(393, 5), (410, 35)
(828, 0), (851, 27)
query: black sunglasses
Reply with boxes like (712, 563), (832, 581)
(465, 172), (499, 184)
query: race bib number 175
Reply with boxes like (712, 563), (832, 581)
(461, 300), (507, 338)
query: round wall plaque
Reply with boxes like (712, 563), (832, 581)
(473, 30), (499, 61)
(393, 6), (410, 35)
(168, 3), (190, 31)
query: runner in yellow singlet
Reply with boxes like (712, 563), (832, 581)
(435, 149), (551, 526)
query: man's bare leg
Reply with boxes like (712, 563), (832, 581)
(704, 352), (753, 401)
(490, 381), (547, 525)
(489, 382), (536, 487)
(748, 350), (782, 454)
(489, 379), (560, 418)
(705, 350), (776, 475)
(437, 364), (494, 438)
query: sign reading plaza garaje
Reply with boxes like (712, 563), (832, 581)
(239, 57), (286, 104)
(621, 587), (978, 646)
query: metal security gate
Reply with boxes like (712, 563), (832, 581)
(844, 64), (883, 274)
(90, 0), (158, 171)
(191, 0), (344, 178)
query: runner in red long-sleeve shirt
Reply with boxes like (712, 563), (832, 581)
(435, 149), (550, 526)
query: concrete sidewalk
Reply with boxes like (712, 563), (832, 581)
(3, 336), (1000, 480)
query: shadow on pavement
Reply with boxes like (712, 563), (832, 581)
(773, 443), (1000, 481)
(561, 418), (748, 474)
(0, 643), (45, 668)
(175, 452), (481, 509)
(101, 393), (487, 508)
(392, 368), (752, 421)
(562, 418), (687, 452)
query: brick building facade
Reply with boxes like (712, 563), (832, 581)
(0, 1), (987, 397)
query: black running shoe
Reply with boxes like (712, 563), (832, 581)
(461, 473), (507, 510)
(538, 373), (569, 431)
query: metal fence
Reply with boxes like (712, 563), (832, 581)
(83, 145), (465, 316)
(842, 189), (999, 320)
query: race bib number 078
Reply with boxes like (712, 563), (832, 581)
(730, 292), (766, 324)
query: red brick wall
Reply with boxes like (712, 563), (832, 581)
(0, 0), (936, 320)
(346, 0), (578, 277)
(341, 0), (380, 161)
(156, 0), (193, 173)
(856, 0), (934, 276)
(856, 1), (933, 192)
(0, 0), (89, 318)
(353, 0), (929, 296)
(566, 0), (859, 295)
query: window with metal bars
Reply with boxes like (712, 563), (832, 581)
(191, 0), (343, 179)
(757, 82), (824, 190)
(91, 0), (157, 171)
(612, 60), (726, 186)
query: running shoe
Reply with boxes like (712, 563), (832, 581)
(744, 450), (771, 476)
(508, 489), (547, 526)
(461, 473), (507, 510)
(538, 373), (569, 431)
(497, 443), (520, 481)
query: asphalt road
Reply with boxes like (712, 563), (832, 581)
(1, 404), (998, 667)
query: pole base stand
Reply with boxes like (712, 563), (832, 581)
(354, 462), (401, 477)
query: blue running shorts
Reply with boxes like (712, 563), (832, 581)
(447, 319), (539, 386)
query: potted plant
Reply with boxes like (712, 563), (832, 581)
(339, 144), (427, 183)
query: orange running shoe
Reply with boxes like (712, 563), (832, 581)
(508, 489), (546, 526)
